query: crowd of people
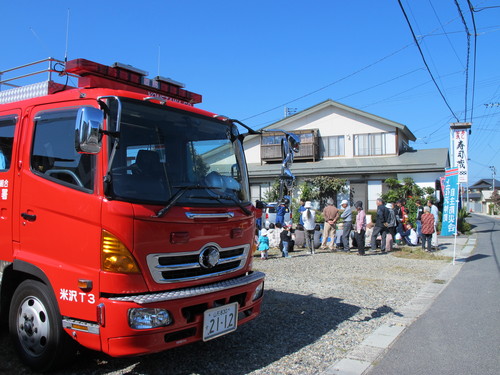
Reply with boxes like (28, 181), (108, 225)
(256, 197), (440, 259)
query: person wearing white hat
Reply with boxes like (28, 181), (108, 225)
(257, 228), (269, 259)
(340, 200), (352, 251)
(301, 201), (316, 254)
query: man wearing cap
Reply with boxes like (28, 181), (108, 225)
(321, 198), (339, 251)
(340, 200), (352, 251)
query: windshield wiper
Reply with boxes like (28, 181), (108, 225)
(152, 185), (208, 218)
(153, 184), (252, 218)
(191, 194), (252, 216)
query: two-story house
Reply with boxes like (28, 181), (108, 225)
(467, 179), (500, 213)
(243, 99), (449, 210)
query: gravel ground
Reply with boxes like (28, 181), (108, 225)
(0, 247), (448, 375)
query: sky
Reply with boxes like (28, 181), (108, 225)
(1, 0), (499, 183)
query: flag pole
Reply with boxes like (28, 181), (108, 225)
(452, 182), (460, 265)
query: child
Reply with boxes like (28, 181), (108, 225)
(401, 223), (418, 246)
(280, 225), (292, 258)
(294, 224), (306, 248)
(272, 222), (283, 249)
(267, 223), (278, 248)
(257, 229), (270, 259)
(313, 224), (322, 249)
(334, 222), (344, 250)
(365, 222), (375, 246)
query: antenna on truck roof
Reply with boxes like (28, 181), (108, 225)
(64, 9), (70, 65)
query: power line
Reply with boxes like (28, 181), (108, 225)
(467, 0), (479, 123)
(242, 3), (489, 123)
(396, 0), (460, 122)
(453, 0), (471, 121)
(360, 70), (463, 110)
(406, 1), (447, 96)
(428, 0), (465, 68)
(335, 67), (424, 102)
(241, 42), (414, 121)
(473, 5), (500, 12)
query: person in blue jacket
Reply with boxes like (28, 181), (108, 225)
(276, 199), (289, 226)
(298, 200), (306, 225)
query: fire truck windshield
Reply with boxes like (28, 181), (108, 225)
(105, 98), (250, 206)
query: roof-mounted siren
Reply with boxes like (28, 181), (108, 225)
(65, 58), (202, 106)
(112, 62), (148, 77)
(154, 76), (186, 88)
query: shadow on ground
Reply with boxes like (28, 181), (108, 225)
(465, 254), (491, 262)
(0, 289), (360, 375)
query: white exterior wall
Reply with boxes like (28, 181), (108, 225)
(396, 172), (441, 190)
(243, 136), (262, 164)
(367, 181), (383, 211)
(244, 104), (402, 164)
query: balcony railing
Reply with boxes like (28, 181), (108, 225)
(261, 129), (319, 162)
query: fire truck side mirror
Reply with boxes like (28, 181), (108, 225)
(255, 200), (267, 209)
(75, 107), (104, 154)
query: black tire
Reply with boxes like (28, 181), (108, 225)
(9, 279), (75, 372)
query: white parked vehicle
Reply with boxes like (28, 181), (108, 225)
(262, 202), (292, 228)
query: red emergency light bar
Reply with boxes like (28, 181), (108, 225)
(65, 59), (202, 106)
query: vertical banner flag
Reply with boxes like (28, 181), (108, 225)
(441, 167), (459, 236)
(453, 129), (468, 183)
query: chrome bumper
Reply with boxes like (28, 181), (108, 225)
(108, 271), (265, 304)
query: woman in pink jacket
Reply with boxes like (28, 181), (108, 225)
(354, 201), (367, 255)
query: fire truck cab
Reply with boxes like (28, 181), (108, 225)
(0, 58), (264, 371)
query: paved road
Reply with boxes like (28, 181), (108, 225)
(368, 214), (500, 375)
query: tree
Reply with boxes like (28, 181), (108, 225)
(263, 179), (281, 202)
(423, 186), (436, 200)
(402, 177), (424, 198)
(490, 189), (500, 215)
(381, 177), (434, 226)
(297, 181), (314, 202)
(304, 176), (348, 207)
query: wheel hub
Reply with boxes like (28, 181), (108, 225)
(22, 316), (34, 336)
(17, 297), (50, 355)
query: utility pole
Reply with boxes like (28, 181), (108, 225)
(490, 166), (496, 191)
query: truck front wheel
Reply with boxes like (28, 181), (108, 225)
(9, 279), (74, 372)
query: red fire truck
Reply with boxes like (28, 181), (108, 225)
(0, 58), (265, 371)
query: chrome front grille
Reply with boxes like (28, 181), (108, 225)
(147, 243), (250, 283)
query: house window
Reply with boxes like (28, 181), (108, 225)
(322, 135), (345, 157)
(299, 132), (314, 144)
(354, 132), (396, 156)
(262, 135), (281, 145)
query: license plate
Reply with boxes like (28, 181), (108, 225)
(203, 302), (238, 341)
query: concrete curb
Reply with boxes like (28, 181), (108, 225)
(320, 234), (477, 375)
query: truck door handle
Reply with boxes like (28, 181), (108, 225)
(21, 213), (37, 222)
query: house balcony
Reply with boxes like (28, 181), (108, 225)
(261, 129), (319, 163)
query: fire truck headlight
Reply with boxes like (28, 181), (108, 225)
(252, 281), (264, 301)
(128, 308), (173, 329)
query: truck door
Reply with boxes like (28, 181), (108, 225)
(18, 106), (102, 320)
(0, 112), (19, 262)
